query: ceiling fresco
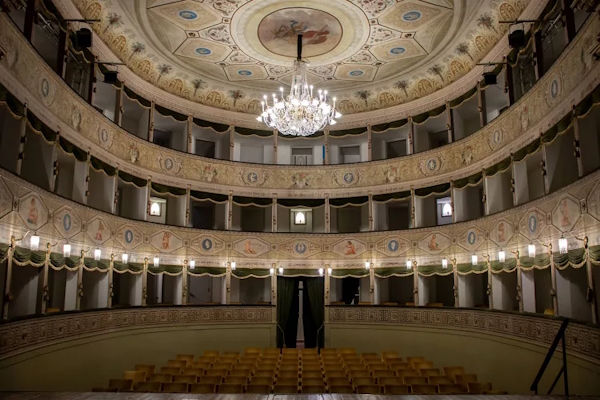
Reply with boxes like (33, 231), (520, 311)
(72, 0), (529, 115)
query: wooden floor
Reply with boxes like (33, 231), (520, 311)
(1, 394), (598, 400)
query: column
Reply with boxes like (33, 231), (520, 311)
(408, 117), (415, 155)
(505, 63), (515, 106)
(108, 254), (114, 308)
(549, 244), (559, 315)
(325, 195), (330, 233)
(23, 0), (38, 43)
(56, 29), (68, 78)
(446, 102), (454, 143)
(477, 84), (487, 127)
(50, 139), (58, 193)
(272, 195), (277, 232)
(368, 192), (374, 231)
(83, 153), (90, 204)
(185, 186), (191, 227)
(450, 181), (456, 224)
(369, 266), (375, 304)
(40, 245), (50, 314)
(573, 117), (584, 178)
(148, 101), (155, 142)
(482, 170), (489, 215)
(76, 250), (84, 310)
(324, 129), (330, 164)
(562, 0), (576, 43)
(227, 191), (233, 230)
(413, 261), (418, 306)
(367, 125), (372, 161)
(533, 31), (544, 80)
(146, 178), (152, 218)
(114, 85), (123, 127)
(452, 259), (459, 307)
(225, 263), (232, 304)
(229, 125), (235, 161)
(2, 238), (15, 319)
(516, 252), (524, 313)
(182, 261), (188, 305)
(585, 239), (597, 323)
(142, 257), (148, 306)
(486, 255), (493, 310)
(273, 130), (278, 164)
(410, 189), (416, 228)
(16, 106), (28, 176)
(542, 146), (549, 194)
(111, 170), (118, 214)
(271, 263), (277, 323)
(87, 56), (96, 105)
(324, 264), (330, 323)
(187, 115), (193, 154)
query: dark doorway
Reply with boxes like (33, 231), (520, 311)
(195, 139), (215, 158)
(192, 204), (215, 229)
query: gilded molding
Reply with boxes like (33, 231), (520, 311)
(327, 306), (600, 363)
(0, 15), (599, 197)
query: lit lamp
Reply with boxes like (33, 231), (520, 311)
(30, 235), (40, 251)
(406, 259), (412, 269)
(365, 261), (370, 270)
(471, 254), (478, 265)
(318, 268), (324, 276)
(442, 258), (448, 269)
(122, 253), (129, 263)
(278, 267), (284, 275)
(189, 259), (195, 269)
(94, 248), (101, 261)
(558, 237), (568, 254)
(153, 257), (160, 267)
(230, 261), (236, 271)
(327, 267), (332, 275)
(63, 243), (71, 258)
(498, 250), (506, 263)
(528, 244), (536, 258)
(269, 268), (275, 275)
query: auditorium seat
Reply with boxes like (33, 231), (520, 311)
(247, 384), (271, 393)
(218, 383), (244, 393)
(355, 384), (380, 394)
(302, 377), (325, 386)
(411, 383), (438, 394)
(302, 370), (323, 378)
(428, 375), (455, 385)
(134, 381), (162, 392)
(173, 374), (197, 384)
(377, 376), (402, 386)
(198, 376), (222, 385)
(404, 376), (428, 385)
(456, 373), (478, 388)
(301, 385), (326, 393)
(190, 383), (216, 394)
(443, 366), (465, 378)
(108, 378), (133, 391)
(176, 354), (194, 366)
(134, 364), (155, 375)
(328, 385), (354, 393)
(383, 384), (410, 394)
(420, 368), (441, 376)
(162, 382), (188, 393)
(167, 359), (187, 369)
(250, 376), (273, 385)
(123, 370), (146, 384)
(273, 384), (298, 393)
(148, 373), (172, 383)
(160, 366), (181, 375)
(439, 383), (469, 394)
(468, 381), (493, 393)
(275, 377), (298, 386)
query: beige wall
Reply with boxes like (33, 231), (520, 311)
(326, 323), (600, 395)
(0, 323), (275, 391)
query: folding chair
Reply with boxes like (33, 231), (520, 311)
(134, 364), (155, 375)
(133, 381), (162, 392)
(411, 384), (438, 394)
(173, 374), (197, 384)
(356, 384), (380, 394)
(439, 383), (469, 394)
(383, 384), (410, 394)
(148, 374), (172, 383)
(428, 375), (455, 385)
(273, 384), (298, 393)
(246, 384), (271, 393)
(301, 385), (326, 393)
(108, 379), (133, 391)
(189, 383), (216, 394)
(162, 382), (188, 393)
(468, 381), (492, 394)
(218, 383), (244, 393)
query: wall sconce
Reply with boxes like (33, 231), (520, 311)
(318, 268), (324, 276)
(122, 253), (129, 263)
(94, 249), (101, 261)
(63, 243), (71, 258)
(406, 259), (412, 269)
(278, 267), (284, 275)
(471, 254), (478, 265)
(30, 235), (40, 251)
(269, 268), (274, 275)
(365, 261), (370, 270)
(498, 250), (506, 263)
(230, 261), (236, 270)
(558, 237), (568, 254)
(189, 259), (195, 269)
(442, 258), (448, 269)
(528, 244), (536, 258)
(153, 257), (160, 267)
(327, 267), (332, 275)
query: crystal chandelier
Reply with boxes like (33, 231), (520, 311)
(257, 35), (341, 137)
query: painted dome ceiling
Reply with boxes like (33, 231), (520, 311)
(73, 0), (530, 115)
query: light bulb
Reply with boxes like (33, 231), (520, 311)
(559, 238), (568, 254)
(122, 253), (128, 263)
(498, 250), (506, 263)
(189, 259), (195, 269)
(442, 258), (448, 269)
(230, 261), (236, 270)
(94, 249), (101, 261)
(471, 255), (478, 265)
(328, 267), (332, 275)
(30, 235), (39, 251)
(154, 257), (160, 267)
(269, 267), (274, 275)
(63, 244), (71, 258)
(318, 268), (324, 276)
(406, 260), (412, 269)
(365, 261), (370, 270)
(528, 244), (536, 258)
(278, 267), (284, 275)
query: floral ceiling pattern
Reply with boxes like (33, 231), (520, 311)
(70, 0), (529, 115)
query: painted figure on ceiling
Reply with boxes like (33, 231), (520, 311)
(345, 240), (356, 255)
(244, 239), (257, 254)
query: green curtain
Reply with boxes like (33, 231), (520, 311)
(329, 127), (368, 137)
(371, 119), (408, 133)
(277, 276), (298, 348)
(304, 277), (324, 349)
(193, 118), (229, 133)
(232, 268), (271, 278)
(58, 138), (88, 162)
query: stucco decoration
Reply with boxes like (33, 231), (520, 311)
(151, 230), (183, 252)
(240, 170), (268, 187)
(157, 154), (182, 175)
(67, 0), (528, 115)
(279, 239), (323, 258)
(115, 225), (143, 249)
(38, 73), (57, 107)
(519, 208), (547, 240)
(1, 12), (598, 197)
(190, 235), (225, 255)
(418, 232), (451, 254)
(0, 179), (13, 219)
(419, 157), (442, 176)
(53, 206), (82, 239)
(458, 226), (486, 251)
(552, 196), (581, 233)
(334, 171), (362, 187)
(376, 236), (411, 256)
(234, 238), (270, 257)
(489, 219), (515, 247)
(18, 194), (48, 231)
(98, 126), (114, 150)
(332, 239), (367, 258)
(86, 217), (111, 244)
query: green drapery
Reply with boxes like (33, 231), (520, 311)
(58, 138), (88, 162)
(277, 199), (325, 208)
(553, 248), (586, 269)
(304, 277), (324, 349)
(374, 267), (414, 278)
(123, 87), (152, 108)
(330, 196), (369, 207)
(415, 183), (451, 198)
(371, 119), (408, 133)
(329, 127), (368, 137)
(232, 268), (271, 278)
(90, 157), (117, 176)
(193, 118), (229, 133)
(188, 267), (226, 277)
(281, 269), (322, 277)
(0, 82), (26, 116)
(520, 254), (552, 269)
(453, 172), (483, 189)
(412, 104), (447, 125)
(373, 191), (411, 203)
(119, 170), (147, 188)
(490, 258), (518, 273)
(457, 262), (488, 275)
(331, 269), (369, 278)
(190, 191), (228, 203)
(155, 104), (187, 122)
(277, 276), (299, 348)
(449, 86), (478, 108)
(485, 157), (512, 177)
(13, 247), (46, 267)
(151, 183), (187, 197)
(83, 258), (110, 271)
(417, 264), (453, 276)
(113, 262), (144, 274)
(235, 127), (272, 137)
(148, 265), (184, 275)
(27, 112), (57, 143)
(233, 196), (273, 206)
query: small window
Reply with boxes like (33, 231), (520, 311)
(294, 211), (306, 225)
(150, 202), (161, 216)
(442, 203), (452, 217)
